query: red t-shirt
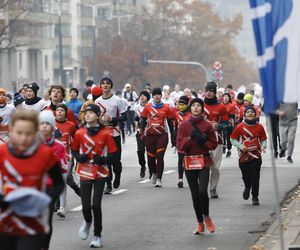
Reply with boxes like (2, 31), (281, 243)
(141, 103), (173, 135)
(0, 144), (59, 236)
(230, 122), (267, 163)
(71, 127), (117, 180)
(174, 111), (191, 127)
(44, 105), (79, 127)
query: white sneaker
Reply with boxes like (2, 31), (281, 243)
(79, 222), (91, 240)
(155, 179), (162, 187)
(89, 236), (102, 248)
(57, 207), (66, 218)
(151, 173), (157, 185)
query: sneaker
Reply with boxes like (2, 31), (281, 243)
(140, 167), (146, 178)
(252, 197), (260, 206)
(177, 179), (184, 188)
(226, 150), (231, 158)
(193, 223), (205, 235)
(89, 236), (102, 248)
(204, 216), (215, 233)
(279, 150), (286, 158)
(274, 152), (278, 158)
(223, 147), (226, 154)
(155, 179), (162, 187)
(57, 207), (66, 218)
(287, 156), (293, 163)
(104, 185), (112, 194)
(243, 188), (250, 200)
(79, 222), (91, 240)
(151, 173), (157, 185)
(210, 189), (219, 199)
(113, 174), (121, 189)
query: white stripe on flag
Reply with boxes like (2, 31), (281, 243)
(257, 47), (275, 68)
(251, 2), (272, 19)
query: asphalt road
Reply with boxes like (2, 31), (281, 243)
(51, 118), (300, 250)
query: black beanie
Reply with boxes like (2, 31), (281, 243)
(237, 92), (245, 100)
(70, 87), (79, 96)
(205, 81), (217, 93)
(85, 80), (94, 87)
(190, 98), (204, 113)
(86, 104), (101, 117)
(27, 82), (39, 96)
(101, 77), (113, 88)
(139, 90), (151, 101)
(152, 87), (162, 96)
(244, 106), (256, 117)
(56, 103), (68, 114)
(178, 96), (189, 105)
(13, 94), (24, 107)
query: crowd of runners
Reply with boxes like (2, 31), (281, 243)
(0, 78), (298, 249)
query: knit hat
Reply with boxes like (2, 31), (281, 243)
(70, 87), (79, 96)
(85, 80), (94, 87)
(91, 86), (103, 97)
(237, 92), (245, 100)
(152, 87), (162, 96)
(243, 94), (253, 103)
(100, 77), (113, 88)
(190, 98), (204, 113)
(178, 95), (189, 105)
(39, 110), (56, 129)
(205, 81), (217, 93)
(125, 83), (131, 88)
(217, 88), (225, 94)
(0, 88), (7, 95)
(27, 82), (39, 96)
(244, 106), (256, 116)
(139, 90), (151, 101)
(13, 94), (24, 107)
(85, 104), (101, 117)
(56, 103), (68, 114)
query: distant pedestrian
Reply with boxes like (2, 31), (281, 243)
(66, 88), (83, 119)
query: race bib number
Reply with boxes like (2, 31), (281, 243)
(184, 155), (205, 170)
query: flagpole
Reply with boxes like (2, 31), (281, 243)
(266, 115), (285, 250)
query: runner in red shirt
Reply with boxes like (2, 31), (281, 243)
(230, 106), (267, 206)
(0, 111), (64, 250)
(203, 82), (229, 199)
(140, 88), (175, 187)
(234, 93), (245, 124)
(174, 96), (191, 188)
(71, 104), (117, 248)
(240, 94), (261, 121)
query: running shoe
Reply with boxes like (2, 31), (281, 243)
(204, 216), (215, 233)
(279, 150), (286, 158)
(193, 223), (205, 235)
(79, 222), (91, 240)
(113, 174), (121, 189)
(226, 150), (231, 158)
(155, 179), (162, 187)
(89, 236), (102, 248)
(140, 167), (146, 178)
(287, 156), (293, 163)
(210, 189), (219, 199)
(177, 179), (184, 188)
(57, 207), (66, 218)
(151, 173), (157, 185)
(104, 185), (112, 194)
(252, 197), (260, 206)
(243, 188), (250, 200)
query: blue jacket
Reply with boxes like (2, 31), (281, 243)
(66, 98), (83, 118)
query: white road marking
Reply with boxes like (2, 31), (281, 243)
(138, 179), (151, 184)
(71, 205), (82, 212)
(164, 170), (175, 174)
(112, 189), (128, 195)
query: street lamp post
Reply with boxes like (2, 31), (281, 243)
(112, 14), (133, 36)
(58, 0), (66, 87)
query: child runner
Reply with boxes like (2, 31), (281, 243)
(71, 104), (117, 248)
(0, 111), (64, 250)
(177, 98), (218, 234)
(174, 96), (191, 188)
(230, 106), (267, 206)
(140, 87), (175, 187)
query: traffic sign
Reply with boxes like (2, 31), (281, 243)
(213, 61), (222, 70)
(212, 70), (223, 81)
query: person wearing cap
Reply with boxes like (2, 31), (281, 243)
(78, 86), (103, 125)
(140, 87), (175, 187)
(71, 104), (117, 248)
(134, 90), (151, 178)
(54, 103), (79, 218)
(240, 94), (260, 122)
(174, 95), (191, 188)
(22, 82), (47, 113)
(0, 111), (64, 250)
(66, 88), (83, 119)
(39, 110), (68, 249)
(177, 98), (218, 235)
(0, 88), (16, 144)
(203, 81), (229, 199)
(230, 106), (267, 206)
(95, 77), (128, 194)
(123, 83), (138, 135)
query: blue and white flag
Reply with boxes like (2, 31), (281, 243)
(249, 0), (300, 114)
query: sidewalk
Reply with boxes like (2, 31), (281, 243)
(250, 185), (300, 250)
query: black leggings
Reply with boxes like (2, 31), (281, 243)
(80, 179), (105, 237)
(0, 234), (44, 250)
(185, 167), (210, 223)
(178, 152), (184, 179)
(107, 136), (122, 185)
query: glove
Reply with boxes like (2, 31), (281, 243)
(93, 155), (106, 165)
(54, 129), (62, 138)
(77, 154), (88, 163)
